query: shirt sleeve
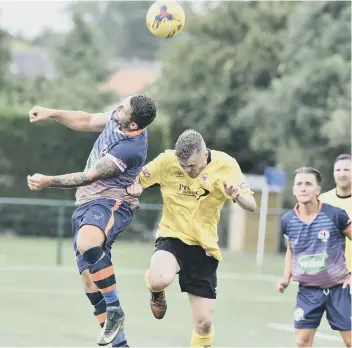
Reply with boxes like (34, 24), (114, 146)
(337, 209), (351, 236)
(219, 158), (254, 199)
(105, 142), (135, 173)
(281, 217), (289, 240)
(138, 152), (169, 188)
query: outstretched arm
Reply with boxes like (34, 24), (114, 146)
(29, 106), (110, 132)
(27, 156), (120, 190)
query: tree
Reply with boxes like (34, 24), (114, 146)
(66, 1), (165, 61)
(237, 1), (351, 194)
(154, 2), (294, 173)
(55, 12), (109, 82)
(0, 28), (10, 91)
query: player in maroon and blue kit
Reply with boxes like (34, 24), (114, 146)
(277, 167), (351, 347)
(27, 95), (156, 347)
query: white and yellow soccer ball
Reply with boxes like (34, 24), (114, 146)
(146, 1), (185, 39)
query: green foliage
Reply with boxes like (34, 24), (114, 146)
(155, 2), (294, 173)
(0, 29), (10, 90)
(54, 12), (109, 83)
(67, 1), (164, 61)
(237, 1), (351, 199)
(154, 1), (351, 204)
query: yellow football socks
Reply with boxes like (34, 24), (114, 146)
(145, 269), (153, 291)
(190, 327), (214, 347)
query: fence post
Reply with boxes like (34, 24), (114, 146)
(56, 205), (65, 266)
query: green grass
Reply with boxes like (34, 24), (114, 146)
(0, 236), (344, 347)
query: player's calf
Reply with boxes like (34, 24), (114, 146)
(146, 249), (180, 319)
(145, 270), (168, 319)
(77, 227), (124, 346)
(189, 295), (216, 347)
(190, 315), (214, 347)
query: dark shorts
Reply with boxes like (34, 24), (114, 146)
(294, 284), (351, 331)
(155, 237), (219, 299)
(72, 199), (134, 273)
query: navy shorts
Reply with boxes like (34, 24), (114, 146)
(294, 284), (351, 331)
(72, 199), (134, 273)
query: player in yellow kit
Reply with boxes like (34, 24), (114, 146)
(320, 154), (351, 272)
(127, 129), (257, 347)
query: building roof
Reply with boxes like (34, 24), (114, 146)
(99, 60), (159, 97)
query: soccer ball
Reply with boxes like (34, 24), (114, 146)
(146, 1), (185, 39)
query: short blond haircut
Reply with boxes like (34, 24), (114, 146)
(175, 129), (206, 160)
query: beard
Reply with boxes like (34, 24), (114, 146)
(113, 115), (130, 130)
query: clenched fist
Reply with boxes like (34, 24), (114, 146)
(126, 182), (143, 197)
(27, 174), (52, 191)
(29, 106), (55, 123)
(276, 279), (290, 293)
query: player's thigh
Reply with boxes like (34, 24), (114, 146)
(294, 328), (317, 347)
(76, 199), (129, 253)
(326, 285), (351, 332)
(73, 199), (132, 273)
(188, 293), (216, 334)
(76, 224), (105, 253)
(149, 238), (181, 287)
(294, 285), (325, 330)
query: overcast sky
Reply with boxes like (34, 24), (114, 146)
(0, 0), (210, 39)
(0, 1), (72, 38)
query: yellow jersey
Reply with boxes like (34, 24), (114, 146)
(319, 189), (351, 272)
(138, 149), (252, 260)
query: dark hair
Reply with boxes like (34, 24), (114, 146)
(130, 94), (157, 129)
(335, 154), (351, 163)
(293, 167), (322, 185)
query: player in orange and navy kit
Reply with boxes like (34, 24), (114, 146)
(27, 95), (156, 347)
(277, 167), (351, 348)
(127, 129), (257, 347)
(320, 154), (351, 273)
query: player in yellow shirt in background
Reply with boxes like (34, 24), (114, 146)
(320, 154), (351, 272)
(127, 129), (257, 347)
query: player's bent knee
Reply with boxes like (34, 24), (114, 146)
(149, 271), (174, 291)
(195, 318), (213, 335)
(295, 337), (313, 348)
(76, 225), (105, 254)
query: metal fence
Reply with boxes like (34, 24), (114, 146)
(0, 197), (289, 264)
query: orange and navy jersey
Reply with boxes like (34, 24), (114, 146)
(75, 111), (147, 208)
(281, 202), (351, 288)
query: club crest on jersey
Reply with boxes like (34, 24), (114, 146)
(142, 167), (151, 178)
(318, 229), (330, 242)
(294, 308), (305, 321)
(201, 173), (209, 183)
(175, 171), (184, 177)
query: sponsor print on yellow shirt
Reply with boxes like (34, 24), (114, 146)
(139, 150), (252, 260)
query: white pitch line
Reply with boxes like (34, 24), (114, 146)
(0, 265), (280, 282)
(0, 286), (289, 303)
(267, 323), (341, 342)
